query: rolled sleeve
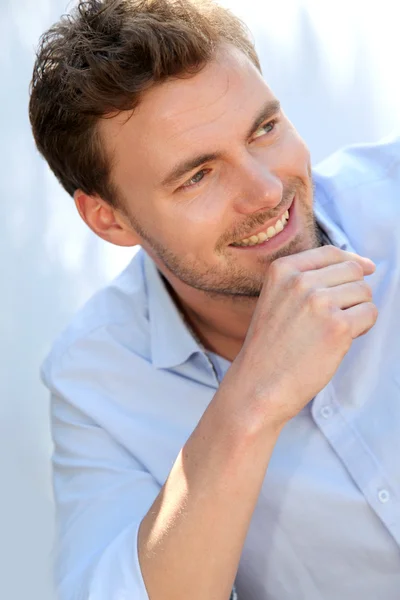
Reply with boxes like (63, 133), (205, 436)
(89, 521), (149, 600)
(50, 390), (159, 600)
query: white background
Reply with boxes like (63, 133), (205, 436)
(2, 1), (399, 598)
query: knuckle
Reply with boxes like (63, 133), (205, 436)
(368, 302), (379, 322)
(269, 258), (287, 279)
(269, 258), (294, 282)
(359, 303), (379, 336)
(328, 312), (351, 338)
(345, 260), (364, 278)
(357, 280), (373, 300)
(307, 289), (332, 313)
(289, 272), (309, 295)
(324, 244), (342, 259)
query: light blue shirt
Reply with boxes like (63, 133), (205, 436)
(42, 136), (400, 600)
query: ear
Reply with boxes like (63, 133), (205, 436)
(74, 190), (141, 247)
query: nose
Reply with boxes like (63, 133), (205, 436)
(231, 156), (283, 215)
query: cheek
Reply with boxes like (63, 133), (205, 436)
(170, 186), (227, 236)
(176, 202), (232, 261)
(280, 128), (311, 174)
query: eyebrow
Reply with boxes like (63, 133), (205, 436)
(160, 99), (281, 188)
(246, 99), (281, 139)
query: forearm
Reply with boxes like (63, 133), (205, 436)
(138, 380), (282, 600)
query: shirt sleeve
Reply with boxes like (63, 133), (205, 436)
(50, 388), (159, 600)
(46, 347), (163, 600)
(50, 390), (239, 600)
(43, 326), (239, 600)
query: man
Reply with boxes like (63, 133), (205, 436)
(30, 1), (400, 599)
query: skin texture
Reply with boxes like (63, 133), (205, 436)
(75, 44), (319, 359)
(73, 43), (378, 600)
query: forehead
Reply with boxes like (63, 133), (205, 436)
(100, 45), (275, 188)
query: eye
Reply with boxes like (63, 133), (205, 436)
(181, 168), (209, 189)
(252, 119), (277, 140)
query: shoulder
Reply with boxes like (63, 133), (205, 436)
(312, 134), (400, 258)
(41, 248), (151, 390)
(313, 133), (400, 197)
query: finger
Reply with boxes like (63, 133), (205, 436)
(342, 302), (378, 338)
(325, 280), (373, 309)
(281, 245), (376, 275)
(306, 260), (366, 289)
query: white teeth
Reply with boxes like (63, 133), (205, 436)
(233, 209), (290, 247)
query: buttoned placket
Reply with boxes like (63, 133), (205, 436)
(312, 382), (400, 546)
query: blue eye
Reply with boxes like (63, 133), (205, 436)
(182, 169), (208, 188)
(253, 119), (277, 140)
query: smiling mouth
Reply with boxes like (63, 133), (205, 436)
(231, 209), (290, 247)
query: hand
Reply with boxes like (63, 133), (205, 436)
(230, 245), (378, 429)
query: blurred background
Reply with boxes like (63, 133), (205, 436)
(1, 0), (399, 598)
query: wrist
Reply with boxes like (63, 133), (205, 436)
(215, 362), (287, 445)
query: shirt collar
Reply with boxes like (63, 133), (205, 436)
(144, 251), (200, 369)
(313, 178), (356, 253)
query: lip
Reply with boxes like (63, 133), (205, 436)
(230, 194), (298, 252)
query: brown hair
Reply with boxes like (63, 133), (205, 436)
(29, 0), (260, 206)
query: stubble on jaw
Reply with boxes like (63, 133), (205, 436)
(126, 211), (321, 301)
(125, 176), (320, 299)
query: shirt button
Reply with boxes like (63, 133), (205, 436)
(378, 489), (390, 504)
(320, 406), (333, 419)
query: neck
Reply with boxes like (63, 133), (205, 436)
(162, 274), (257, 362)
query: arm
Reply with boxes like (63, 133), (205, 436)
(138, 246), (377, 600)
(138, 379), (283, 600)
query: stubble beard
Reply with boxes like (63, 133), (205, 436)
(128, 185), (321, 299)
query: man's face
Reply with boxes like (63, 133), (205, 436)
(100, 44), (319, 297)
